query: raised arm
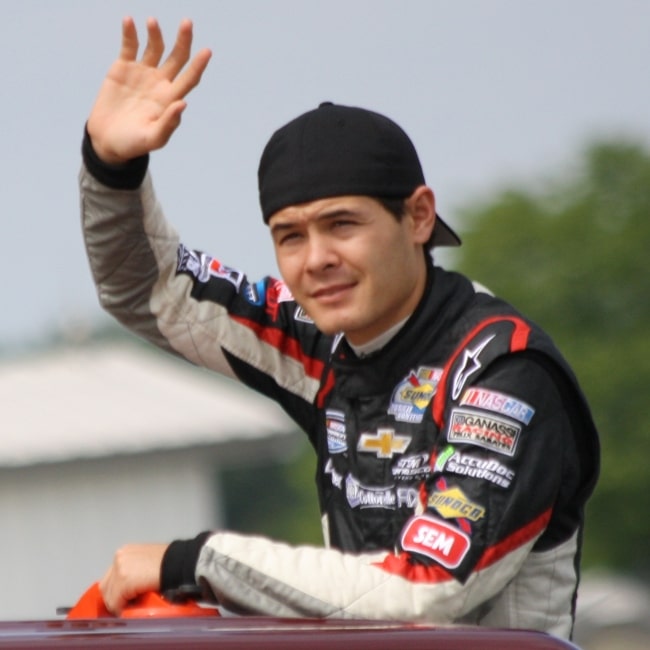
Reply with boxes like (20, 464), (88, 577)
(87, 16), (211, 163)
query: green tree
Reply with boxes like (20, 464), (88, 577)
(453, 140), (650, 576)
(220, 439), (322, 545)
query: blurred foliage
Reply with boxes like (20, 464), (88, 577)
(220, 439), (323, 545)
(221, 139), (649, 576)
(454, 140), (650, 576)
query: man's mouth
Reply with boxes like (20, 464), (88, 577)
(311, 283), (355, 302)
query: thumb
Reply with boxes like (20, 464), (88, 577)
(151, 100), (188, 150)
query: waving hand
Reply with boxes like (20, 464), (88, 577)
(87, 17), (212, 164)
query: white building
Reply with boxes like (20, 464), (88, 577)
(0, 341), (297, 619)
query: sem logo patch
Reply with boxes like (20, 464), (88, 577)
(401, 515), (471, 568)
(326, 410), (347, 454)
(358, 429), (411, 459)
(460, 387), (535, 425)
(388, 367), (443, 423)
(447, 408), (522, 456)
(428, 485), (485, 522)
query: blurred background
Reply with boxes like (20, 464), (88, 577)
(1, 1), (648, 647)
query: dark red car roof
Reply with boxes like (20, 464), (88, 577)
(0, 616), (580, 650)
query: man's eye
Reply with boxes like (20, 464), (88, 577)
(279, 232), (302, 245)
(332, 219), (355, 229)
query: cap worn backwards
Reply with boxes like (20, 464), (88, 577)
(257, 102), (460, 247)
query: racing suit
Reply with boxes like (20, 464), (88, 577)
(79, 131), (599, 638)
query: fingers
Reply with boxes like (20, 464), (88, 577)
(99, 544), (167, 615)
(141, 17), (165, 67)
(153, 100), (188, 148)
(173, 48), (213, 99)
(99, 566), (129, 615)
(160, 18), (194, 79)
(121, 16), (211, 94)
(157, 19), (212, 99)
(119, 16), (139, 61)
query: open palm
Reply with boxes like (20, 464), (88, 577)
(87, 17), (211, 164)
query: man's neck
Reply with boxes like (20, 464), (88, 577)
(347, 315), (411, 358)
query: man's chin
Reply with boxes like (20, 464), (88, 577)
(307, 312), (348, 337)
(310, 319), (341, 336)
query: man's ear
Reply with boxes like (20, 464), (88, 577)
(405, 185), (436, 245)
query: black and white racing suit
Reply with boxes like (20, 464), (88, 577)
(79, 132), (599, 638)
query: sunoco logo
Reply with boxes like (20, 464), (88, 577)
(427, 485), (485, 522)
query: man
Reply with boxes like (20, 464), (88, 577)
(81, 17), (599, 638)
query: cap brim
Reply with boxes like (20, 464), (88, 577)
(432, 214), (462, 247)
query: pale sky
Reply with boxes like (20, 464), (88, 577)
(2, 0), (649, 350)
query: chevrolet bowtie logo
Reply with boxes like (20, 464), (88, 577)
(357, 429), (411, 459)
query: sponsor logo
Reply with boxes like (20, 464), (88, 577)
(265, 279), (293, 321)
(435, 445), (515, 488)
(177, 245), (244, 289)
(357, 429), (411, 459)
(177, 245), (208, 281)
(451, 335), (496, 400)
(401, 515), (471, 568)
(447, 408), (521, 456)
(326, 410), (347, 454)
(427, 484), (486, 522)
(460, 387), (535, 425)
(396, 486), (420, 509)
(346, 476), (418, 510)
(434, 445), (456, 473)
(388, 367), (443, 423)
(392, 453), (431, 480)
(324, 458), (343, 489)
(208, 259), (244, 289)
(243, 280), (266, 306)
(347, 475), (395, 509)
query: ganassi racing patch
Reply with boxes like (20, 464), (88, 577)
(447, 407), (522, 456)
(400, 514), (470, 569)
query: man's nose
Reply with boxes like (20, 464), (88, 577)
(305, 233), (337, 271)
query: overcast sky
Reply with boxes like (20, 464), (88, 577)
(1, 0), (648, 350)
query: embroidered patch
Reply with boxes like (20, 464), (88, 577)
(447, 408), (522, 456)
(326, 410), (347, 454)
(460, 387), (535, 425)
(401, 515), (471, 568)
(388, 367), (443, 423)
(357, 429), (411, 459)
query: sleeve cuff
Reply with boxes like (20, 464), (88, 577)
(81, 125), (149, 190)
(160, 531), (212, 591)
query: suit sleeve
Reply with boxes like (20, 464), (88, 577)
(79, 137), (327, 415)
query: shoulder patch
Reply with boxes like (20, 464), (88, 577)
(460, 387), (535, 425)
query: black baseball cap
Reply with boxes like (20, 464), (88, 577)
(258, 102), (461, 247)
